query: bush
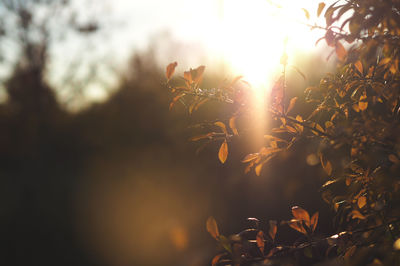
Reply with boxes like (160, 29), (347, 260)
(165, 1), (400, 265)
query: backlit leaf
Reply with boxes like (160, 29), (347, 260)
(206, 216), (220, 240)
(311, 212), (319, 232)
(211, 254), (224, 266)
(359, 94), (368, 111)
(242, 153), (258, 163)
(292, 206), (310, 226)
(256, 231), (265, 253)
(218, 140), (228, 164)
(255, 163), (263, 176)
(354, 61), (363, 74)
(358, 196), (366, 209)
(288, 219), (307, 234)
(335, 41), (347, 61)
(286, 97), (298, 114)
(166, 62), (177, 80)
(317, 2), (325, 17)
(183, 71), (192, 85)
(191, 65), (206, 84)
(269, 220), (277, 241)
(351, 210), (366, 220)
(229, 116), (239, 136)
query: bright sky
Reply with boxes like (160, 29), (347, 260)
(51, 0), (333, 109)
(105, 0), (328, 83)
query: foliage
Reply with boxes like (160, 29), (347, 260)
(166, 0), (400, 265)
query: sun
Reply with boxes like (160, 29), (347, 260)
(206, 0), (323, 93)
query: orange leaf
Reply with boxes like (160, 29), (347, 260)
(215, 121), (228, 135)
(335, 41), (347, 61)
(218, 140), (228, 164)
(310, 212), (319, 232)
(269, 220), (277, 241)
(286, 97), (298, 114)
(206, 216), (220, 240)
(229, 116), (239, 136)
(317, 2), (325, 17)
(255, 163), (263, 176)
(183, 71), (192, 84)
(359, 94), (368, 111)
(288, 219), (307, 234)
(351, 210), (366, 220)
(256, 231), (265, 253)
(357, 196), (366, 209)
(320, 154), (332, 176)
(166, 62), (177, 80)
(191, 65), (206, 84)
(292, 206), (311, 226)
(354, 61), (363, 74)
(242, 153), (258, 163)
(211, 254), (224, 266)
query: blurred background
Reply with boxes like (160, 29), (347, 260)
(0, 0), (338, 265)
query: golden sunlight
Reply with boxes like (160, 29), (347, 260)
(207, 0), (324, 92)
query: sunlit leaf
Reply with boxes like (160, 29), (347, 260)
(183, 70), (192, 84)
(335, 41), (347, 61)
(378, 57), (391, 67)
(166, 62), (177, 81)
(206, 216), (220, 240)
(354, 61), (363, 74)
(218, 140), (228, 164)
(311, 212), (319, 232)
(320, 154), (332, 175)
(269, 220), (277, 241)
(359, 94), (368, 111)
(302, 8), (310, 20)
(229, 116), (239, 136)
(169, 93), (185, 110)
(351, 210), (366, 220)
(219, 235), (232, 253)
(317, 2), (325, 17)
(286, 97), (298, 114)
(288, 219), (307, 234)
(325, 29), (335, 46)
(322, 179), (340, 188)
(358, 196), (366, 209)
(211, 254), (224, 266)
(255, 163), (263, 176)
(256, 231), (265, 253)
(191, 65), (206, 84)
(214, 121), (228, 135)
(242, 153), (258, 163)
(292, 206), (310, 226)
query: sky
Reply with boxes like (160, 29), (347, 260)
(1, 0), (336, 109)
